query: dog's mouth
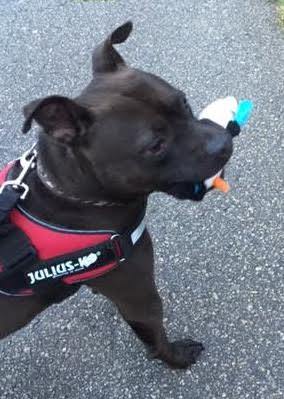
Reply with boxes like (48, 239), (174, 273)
(162, 181), (208, 201)
(162, 169), (227, 201)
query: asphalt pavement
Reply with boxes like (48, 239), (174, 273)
(0, 0), (283, 398)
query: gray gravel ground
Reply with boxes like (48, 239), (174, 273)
(0, 0), (283, 398)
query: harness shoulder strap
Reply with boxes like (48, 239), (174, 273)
(0, 220), (37, 278)
(0, 187), (22, 224)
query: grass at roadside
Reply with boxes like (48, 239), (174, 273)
(275, 0), (284, 26)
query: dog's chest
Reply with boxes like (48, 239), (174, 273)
(0, 161), (146, 297)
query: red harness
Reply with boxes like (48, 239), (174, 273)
(0, 159), (145, 297)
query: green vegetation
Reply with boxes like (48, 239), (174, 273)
(276, 0), (284, 27)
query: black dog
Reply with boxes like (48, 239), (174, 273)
(0, 22), (232, 369)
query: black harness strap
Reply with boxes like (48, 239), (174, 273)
(23, 236), (124, 289)
(0, 181), (38, 281)
(0, 222), (37, 278)
(0, 187), (22, 224)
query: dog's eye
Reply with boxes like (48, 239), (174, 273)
(182, 96), (193, 116)
(146, 137), (167, 156)
(183, 97), (190, 110)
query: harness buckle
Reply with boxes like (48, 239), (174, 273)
(110, 234), (126, 263)
(0, 181), (30, 200)
(0, 144), (37, 200)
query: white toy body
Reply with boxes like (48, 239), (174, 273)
(199, 96), (239, 190)
(199, 96), (238, 128)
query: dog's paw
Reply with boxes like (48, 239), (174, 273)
(167, 338), (205, 369)
(149, 337), (204, 369)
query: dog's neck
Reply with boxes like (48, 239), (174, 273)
(36, 134), (138, 208)
(20, 135), (147, 232)
(37, 159), (123, 207)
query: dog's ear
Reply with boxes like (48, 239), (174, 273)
(22, 95), (94, 144)
(92, 21), (133, 74)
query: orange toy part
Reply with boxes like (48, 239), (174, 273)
(213, 176), (230, 193)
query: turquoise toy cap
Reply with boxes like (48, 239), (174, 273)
(234, 100), (253, 127)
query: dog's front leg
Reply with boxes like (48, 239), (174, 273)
(115, 285), (204, 369)
(0, 295), (49, 339)
(0, 286), (79, 340)
(88, 232), (204, 369)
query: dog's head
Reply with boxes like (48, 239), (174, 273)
(23, 22), (233, 202)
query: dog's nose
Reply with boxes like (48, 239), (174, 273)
(206, 132), (232, 158)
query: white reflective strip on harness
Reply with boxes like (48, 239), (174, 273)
(0, 289), (13, 296)
(0, 289), (27, 297)
(131, 217), (146, 245)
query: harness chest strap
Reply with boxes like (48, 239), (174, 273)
(0, 149), (146, 296)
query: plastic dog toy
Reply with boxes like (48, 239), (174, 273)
(199, 97), (253, 193)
